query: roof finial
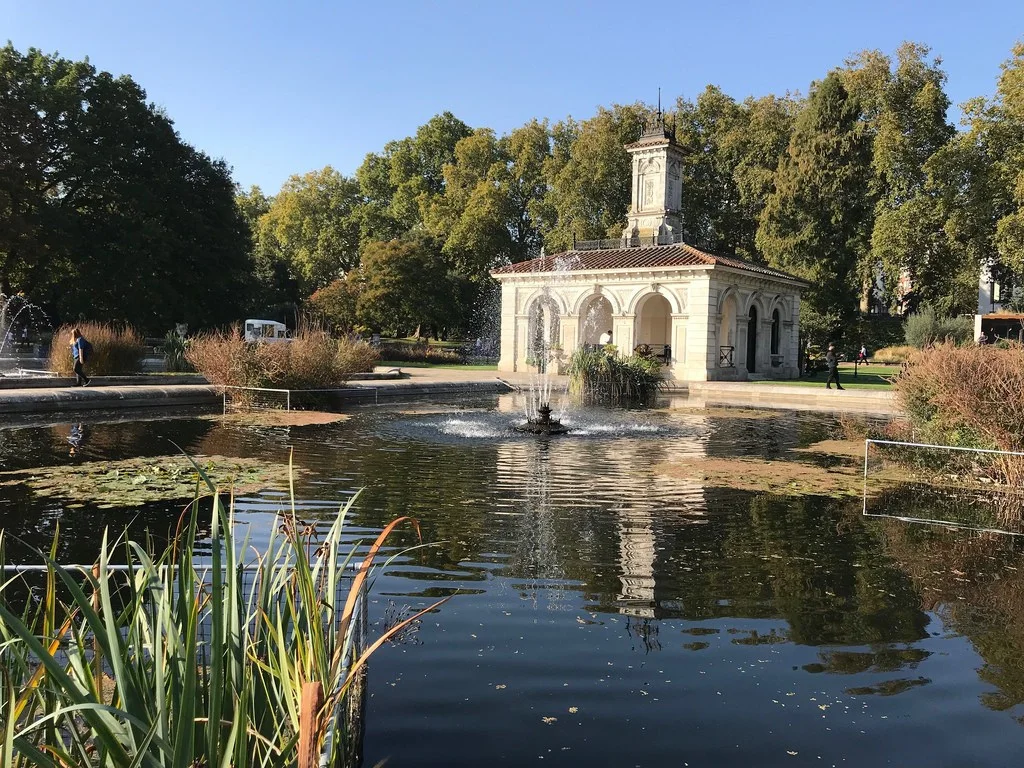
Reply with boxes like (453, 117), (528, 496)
(658, 86), (661, 118)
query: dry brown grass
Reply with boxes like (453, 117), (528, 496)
(892, 341), (1024, 483)
(872, 345), (918, 364)
(186, 326), (378, 389)
(47, 322), (145, 376)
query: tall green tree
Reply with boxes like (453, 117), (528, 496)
(843, 43), (959, 311)
(0, 44), (252, 332)
(542, 104), (648, 252)
(355, 112), (472, 241)
(257, 167), (362, 293)
(756, 73), (874, 332)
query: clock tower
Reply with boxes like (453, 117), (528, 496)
(622, 109), (685, 243)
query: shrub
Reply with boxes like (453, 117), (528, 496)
(872, 345), (918, 364)
(892, 342), (1024, 483)
(904, 305), (974, 348)
(567, 347), (663, 405)
(186, 326), (378, 388)
(47, 322), (145, 375)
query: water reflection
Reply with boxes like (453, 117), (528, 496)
(2, 399), (1024, 765)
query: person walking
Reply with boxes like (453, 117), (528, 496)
(70, 328), (91, 387)
(824, 344), (844, 390)
(858, 344), (868, 363)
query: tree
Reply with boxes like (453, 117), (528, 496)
(0, 44), (253, 332)
(673, 86), (748, 254)
(257, 167), (362, 293)
(542, 104), (648, 252)
(236, 185), (297, 311)
(307, 274), (361, 331)
(842, 43), (959, 311)
(356, 237), (453, 336)
(355, 112), (472, 241)
(756, 73), (874, 334)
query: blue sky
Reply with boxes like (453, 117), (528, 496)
(5, 0), (1022, 192)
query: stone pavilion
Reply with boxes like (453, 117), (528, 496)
(491, 112), (807, 381)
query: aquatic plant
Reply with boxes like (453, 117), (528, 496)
(0, 460), (444, 767)
(566, 347), (663, 406)
(162, 331), (192, 373)
(186, 326), (379, 389)
(46, 323), (145, 376)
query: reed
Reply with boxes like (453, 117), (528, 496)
(566, 347), (663, 406)
(46, 322), (145, 376)
(0, 458), (444, 767)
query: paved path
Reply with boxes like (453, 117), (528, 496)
(0, 367), (897, 417)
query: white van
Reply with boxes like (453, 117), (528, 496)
(244, 319), (290, 343)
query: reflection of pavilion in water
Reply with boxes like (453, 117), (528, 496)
(494, 397), (715, 618)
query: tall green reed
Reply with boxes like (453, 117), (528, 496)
(0, 457), (445, 767)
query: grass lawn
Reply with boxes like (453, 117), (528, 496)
(378, 360), (498, 371)
(753, 362), (895, 390)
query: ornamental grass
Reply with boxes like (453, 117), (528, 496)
(186, 326), (378, 389)
(0, 457), (444, 767)
(47, 323), (145, 376)
(891, 341), (1024, 485)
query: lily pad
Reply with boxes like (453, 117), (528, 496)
(0, 454), (309, 508)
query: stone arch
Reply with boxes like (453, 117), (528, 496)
(627, 285), (683, 315)
(716, 286), (740, 316)
(742, 290), (769, 316)
(520, 287), (569, 317)
(578, 294), (615, 347)
(634, 293), (672, 355)
(526, 294), (561, 373)
(572, 288), (622, 316)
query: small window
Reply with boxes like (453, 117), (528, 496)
(770, 309), (781, 355)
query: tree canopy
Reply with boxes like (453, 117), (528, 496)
(6, 39), (1024, 340)
(0, 44), (252, 333)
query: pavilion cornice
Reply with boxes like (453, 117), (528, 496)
(492, 263), (807, 290)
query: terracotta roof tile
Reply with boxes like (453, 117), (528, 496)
(492, 243), (806, 284)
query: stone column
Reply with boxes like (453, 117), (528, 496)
(614, 315), (635, 355)
(497, 283), (518, 373)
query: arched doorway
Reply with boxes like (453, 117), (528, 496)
(527, 296), (560, 372)
(579, 295), (614, 349)
(636, 293), (672, 361)
(746, 306), (758, 373)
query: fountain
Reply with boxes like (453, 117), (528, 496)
(513, 402), (570, 435)
(0, 292), (50, 376)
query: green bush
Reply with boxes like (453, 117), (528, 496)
(567, 347), (663, 405)
(903, 305), (974, 348)
(47, 322), (145, 376)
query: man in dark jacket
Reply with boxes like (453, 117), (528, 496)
(825, 344), (844, 390)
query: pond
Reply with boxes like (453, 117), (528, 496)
(1, 395), (1023, 766)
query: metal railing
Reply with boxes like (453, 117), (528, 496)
(572, 232), (687, 251)
(718, 346), (735, 367)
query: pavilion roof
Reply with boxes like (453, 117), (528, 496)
(491, 242), (807, 285)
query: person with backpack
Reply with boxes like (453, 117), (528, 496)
(70, 328), (92, 386)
